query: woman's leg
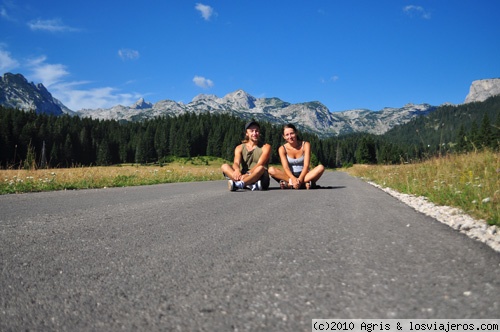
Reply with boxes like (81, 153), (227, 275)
(268, 166), (288, 182)
(304, 165), (325, 184)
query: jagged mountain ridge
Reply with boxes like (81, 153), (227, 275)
(0, 73), (72, 115)
(3, 72), (500, 137)
(77, 89), (436, 136)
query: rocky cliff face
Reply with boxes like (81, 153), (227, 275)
(464, 78), (500, 103)
(0, 73), (72, 115)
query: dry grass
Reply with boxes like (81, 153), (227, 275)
(0, 157), (225, 195)
(344, 150), (500, 225)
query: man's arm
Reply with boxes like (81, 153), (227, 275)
(232, 144), (243, 180)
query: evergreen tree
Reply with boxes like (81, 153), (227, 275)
(154, 120), (169, 159)
(494, 113), (500, 150)
(478, 113), (494, 149)
(455, 124), (468, 152)
(49, 142), (59, 167)
(96, 139), (112, 166)
(469, 121), (479, 151)
(63, 134), (74, 167)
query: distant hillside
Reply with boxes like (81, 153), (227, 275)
(383, 95), (500, 151)
(3, 72), (500, 139)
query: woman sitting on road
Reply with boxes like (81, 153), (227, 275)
(269, 123), (324, 189)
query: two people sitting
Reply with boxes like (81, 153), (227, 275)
(221, 121), (324, 191)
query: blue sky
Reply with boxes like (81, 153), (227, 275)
(1, 1), (499, 112)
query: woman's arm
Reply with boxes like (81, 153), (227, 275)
(279, 145), (297, 183)
(298, 141), (311, 183)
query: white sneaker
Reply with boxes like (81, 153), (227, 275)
(228, 180), (246, 191)
(249, 180), (262, 191)
(255, 180), (262, 191)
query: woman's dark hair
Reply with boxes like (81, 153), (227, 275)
(283, 123), (298, 134)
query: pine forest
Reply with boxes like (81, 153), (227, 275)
(0, 95), (499, 170)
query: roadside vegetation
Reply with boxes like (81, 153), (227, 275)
(0, 156), (224, 195)
(2, 151), (498, 227)
(344, 150), (499, 226)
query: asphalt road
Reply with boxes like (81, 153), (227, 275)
(1, 171), (499, 331)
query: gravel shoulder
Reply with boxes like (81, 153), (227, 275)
(368, 181), (500, 252)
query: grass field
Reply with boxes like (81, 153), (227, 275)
(0, 156), (225, 195)
(344, 150), (499, 226)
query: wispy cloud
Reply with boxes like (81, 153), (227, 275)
(118, 48), (140, 61)
(21, 54), (140, 110)
(403, 5), (431, 19)
(0, 48), (20, 72)
(27, 55), (69, 87)
(54, 85), (141, 110)
(195, 3), (216, 21)
(321, 75), (339, 84)
(28, 18), (79, 32)
(0, 7), (14, 21)
(193, 75), (214, 89)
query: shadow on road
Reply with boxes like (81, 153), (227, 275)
(266, 185), (346, 191)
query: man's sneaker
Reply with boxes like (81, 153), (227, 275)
(249, 180), (262, 191)
(229, 180), (245, 191)
(255, 180), (262, 191)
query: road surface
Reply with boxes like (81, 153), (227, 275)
(1, 171), (499, 331)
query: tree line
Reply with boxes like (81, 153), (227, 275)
(0, 97), (499, 169)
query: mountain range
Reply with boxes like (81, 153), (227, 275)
(1, 72), (499, 137)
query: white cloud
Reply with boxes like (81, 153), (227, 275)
(23, 55), (140, 110)
(0, 49), (20, 72)
(195, 3), (215, 21)
(1, 7), (13, 21)
(28, 18), (79, 32)
(27, 56), (69, 87)
(53, 85), (141, 110)
(118, 48), (140, 61)
(1, 49), (142, 110)
(320, 75), (339, 84)
(193, 75), (214, 89)
(403, 5), (431, 19)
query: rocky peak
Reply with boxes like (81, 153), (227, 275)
(131, 98), (153, 109)
(222, 89), (256, 109)
(0, 72), (66, 115)
(465, 78), (500, 103)
(192, 94), (218, 102)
